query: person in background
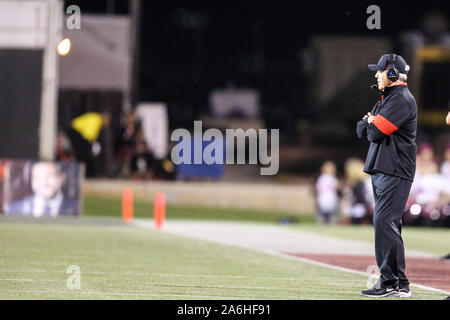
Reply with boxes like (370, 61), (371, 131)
(315, 161), (339, 224)
(441, 143), (450, 181)
(411, 143), (440, 205)
(64, 112), (111, 177)
(56, 131), (75, 161)
(438, 145), (450, 228)
(130, 139), (155, 180)
(442, 114), (450, 260)
(117, 112), (141, 176)
(343, 158), (370, 225)
(439, 144), (450, 191)
(415, 142), (435, 176)
(411, 155), (442, 208)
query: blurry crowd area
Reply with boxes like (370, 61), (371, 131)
(56, 110), (175, 180)
(316, 143), (450, 228)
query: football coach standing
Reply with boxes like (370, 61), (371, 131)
(356, 54), (417, 298)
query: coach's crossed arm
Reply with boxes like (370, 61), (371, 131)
(366, 97), (410, 143)
(356, 113), (371, 139)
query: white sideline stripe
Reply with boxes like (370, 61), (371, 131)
(0, 279), (34, 282)
(0, 278), (59, 282)
(260, 249), (450, 295)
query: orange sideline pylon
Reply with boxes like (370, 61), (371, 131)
(122, 188), (133, 223)
(154, 192), (166, 230)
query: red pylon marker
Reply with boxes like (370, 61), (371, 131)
(154, 192), (166, 230)
(122, 188), (133, 223)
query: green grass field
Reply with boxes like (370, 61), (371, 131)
(85, 195), (449, 256)
(84, 195), (317, 223)
(0, 195), (448, 300)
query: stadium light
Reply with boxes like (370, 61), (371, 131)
(410, 204), (421, 216)
(57, 38), (71, 56)
(430, 209), (440, 221)
(442, 205), (450, 217)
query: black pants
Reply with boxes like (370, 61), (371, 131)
(371, 173), (412, 289)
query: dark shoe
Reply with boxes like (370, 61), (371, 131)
(361, 286), (399, 298)
(398, 283), (412, 298)
(440, 253), (450, 260)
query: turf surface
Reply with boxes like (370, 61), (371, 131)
(84, 195), (316, 224)
(0, 217), (447, 300)
(85, 195), (450, 256)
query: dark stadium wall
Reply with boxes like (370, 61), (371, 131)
(0, 49), (43, 159)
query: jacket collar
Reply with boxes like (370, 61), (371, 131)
(383, 83), (408, 97)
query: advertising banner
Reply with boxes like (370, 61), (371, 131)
(1, 159), (84, 217)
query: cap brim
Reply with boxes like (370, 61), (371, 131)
(368, 64), (383, 71)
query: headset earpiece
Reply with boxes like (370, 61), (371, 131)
(387, 54), (399, 82)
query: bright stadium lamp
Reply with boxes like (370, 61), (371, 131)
(57, 38), (71, 56)
(430, 209), (440, 221)
(410, 204), (421, 216)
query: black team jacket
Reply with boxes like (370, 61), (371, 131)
(356, 84), (417, 182)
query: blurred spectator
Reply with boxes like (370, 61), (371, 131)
(439, 145), (450, 206)
(411, 158), (441, 206)
(151, 142), (176, 181)
(63, 112), (111, 177)
(130, 139), (155, 180)
(416, 142), (435, 176)
(440, 144), (450, 181)
(420, 11), (450, 45)
(408, 142), (449, 226)
(315, 161), (339, 224)
(56, 131), (75, 161)
(116, 112), (141, 176)
(342, 158), (371, 225)
(153, 158), (176, 180)
(412, 143), (441, 205)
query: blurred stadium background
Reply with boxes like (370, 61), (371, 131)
(0, 0), (449, 300)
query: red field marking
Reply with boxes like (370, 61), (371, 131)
(283, 253), (450, 292)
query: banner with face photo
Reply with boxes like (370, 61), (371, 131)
(0, 159), (5, 212)
(1, 160), (84, 217)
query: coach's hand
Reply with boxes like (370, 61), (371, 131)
(363, 112), (373, 120)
